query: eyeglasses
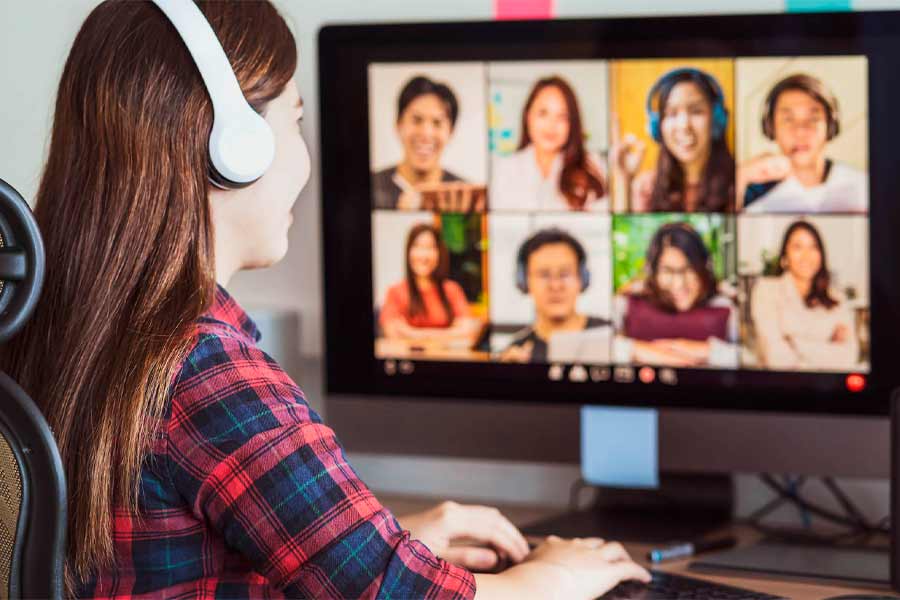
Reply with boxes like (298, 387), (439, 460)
(529, 269), (579, 286)
(656, 266), (699, 283)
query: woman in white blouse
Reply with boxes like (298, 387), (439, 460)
(490, 76), (608, 212)
(751, 220), (859, 371)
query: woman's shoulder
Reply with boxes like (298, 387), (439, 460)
(385, 280), (410, 300)
(440, 278), (467, 299)
(171, 320), (317, 428)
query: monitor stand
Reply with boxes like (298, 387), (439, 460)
(521, 472), (733, 543)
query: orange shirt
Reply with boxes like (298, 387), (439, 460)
(380, 280), (471, 329)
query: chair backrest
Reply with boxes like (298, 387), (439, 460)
(0, 179), (62, 600)
(0, 373), (65, 600)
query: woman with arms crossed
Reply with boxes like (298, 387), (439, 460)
(0, 1), (647, 598)
(750, 221), (859, 371)
(380, 223), (483, 350)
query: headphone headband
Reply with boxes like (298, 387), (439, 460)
(150, 0), (275, 187)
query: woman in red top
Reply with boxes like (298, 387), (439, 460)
(0, 1), (648, 598)
(380, 223), (483, 348)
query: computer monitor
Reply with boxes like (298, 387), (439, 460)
(320, 11), (900, 416)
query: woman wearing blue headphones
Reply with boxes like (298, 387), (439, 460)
(0, 1), (648, 598)
(612, 68), (736, 213)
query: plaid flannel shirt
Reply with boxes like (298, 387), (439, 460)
(78, 286), (476, 599)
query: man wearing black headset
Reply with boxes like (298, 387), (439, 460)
(500, 228), (609, 363)
(738, 73), (868, 213)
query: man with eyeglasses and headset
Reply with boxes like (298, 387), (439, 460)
(500, 228), (609, 364)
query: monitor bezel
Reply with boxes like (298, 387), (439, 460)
(319, 11), (900, 416)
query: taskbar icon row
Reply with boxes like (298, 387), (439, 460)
(548, 364), (678, 386)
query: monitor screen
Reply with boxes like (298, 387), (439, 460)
(320, 12), (900, 415)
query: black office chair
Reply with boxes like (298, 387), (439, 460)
(0, 178), (64, 599)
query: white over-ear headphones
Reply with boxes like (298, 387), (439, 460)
(150, 0), (275, 188)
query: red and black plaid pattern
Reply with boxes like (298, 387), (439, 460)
(78, 286), (475, 599)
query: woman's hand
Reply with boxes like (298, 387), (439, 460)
(632, 340), (701, 367)
(521, 536), (651, 599)
(654, 338), (711, 363)
(397, 501), (531, 571)
(609, 132), (646, 180)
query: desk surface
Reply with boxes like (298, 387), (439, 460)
(379, 493), (893, 600)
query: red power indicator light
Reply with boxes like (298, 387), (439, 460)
(846, 374), (866, 393)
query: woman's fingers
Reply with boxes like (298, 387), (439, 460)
(611, 560), (653, 584)
(597, 541), (630, 563)
(442, 546), (500, 571)
(444, 504), (530, 562)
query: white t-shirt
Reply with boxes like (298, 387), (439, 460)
(490, 145), (608, 212)
(745, 161), (868, 214)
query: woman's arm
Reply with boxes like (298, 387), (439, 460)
(167, 332), (477, 599)
(750, 279), (799, 369)
(788, 305), (861, 370)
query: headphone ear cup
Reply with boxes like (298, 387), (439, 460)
(648, 112), (662, 143)
(828, 117), (840, 141)
(516, 262), (528, 294)
(712, 103), (728, 140)
(762, 114), (774, 141)
(580, 265), (591, 292)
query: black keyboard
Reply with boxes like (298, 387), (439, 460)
(600, 570), (787, 599)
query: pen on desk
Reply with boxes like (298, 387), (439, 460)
(647, 536), (737, 563)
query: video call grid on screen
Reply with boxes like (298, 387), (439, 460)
(370, 56), (870, 373)
(319, 12), (900, 414)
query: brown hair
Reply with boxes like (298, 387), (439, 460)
(405, 223), (453, 323)
(518, 76), (605, 210)
(649, 71), (735, 212)
(762, 73), (840, 141)
(775, 220), (838, 310)
(643, 222), (717, 312)
(0, 0), (296, 590)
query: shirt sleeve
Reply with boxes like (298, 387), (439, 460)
(751, 279), (800, 369)
(166, 331), (475, 600)
(444, 281), (472, 320)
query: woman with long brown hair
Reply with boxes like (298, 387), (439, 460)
(490, 76), (608, 212)
(1, 1), (648, 598)
(379, 223), (482, 349)
(750, 220), (859, 371)
(613, 68), (735, 213)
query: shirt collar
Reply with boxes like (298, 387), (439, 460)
(207, 284), (262, 343)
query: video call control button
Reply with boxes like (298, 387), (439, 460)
(399, 360), (415, 375)
(589, 366), (611, 382)
(639, 367), (656, 384)
(548, 364), (565, 382)
(384, 360), (397, 376)
(659, 368), (678, 386)
(569, 365), (588, 383)
(614, 367), (635, 384)
(846, 374), (866, 393)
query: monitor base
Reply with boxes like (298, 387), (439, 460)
(521, 473), (733, 543)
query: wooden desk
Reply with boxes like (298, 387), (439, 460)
(380, 494), (894, 600)
(375, 337), (491, 362)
